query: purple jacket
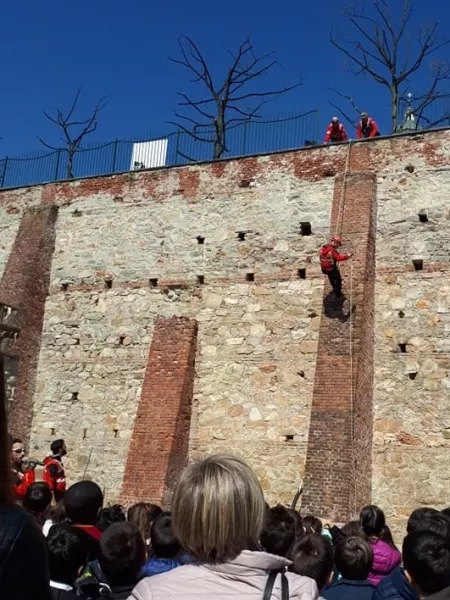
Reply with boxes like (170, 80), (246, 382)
(368, 540), (401, 586)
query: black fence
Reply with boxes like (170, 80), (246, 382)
(0, 111), (320, 189)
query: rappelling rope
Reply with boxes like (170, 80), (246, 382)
(333, 140), (357, 517)
(349, 261), (356, 517)
(334, 140), (352, 238)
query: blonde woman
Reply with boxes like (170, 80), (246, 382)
(128, 454), (319, 600)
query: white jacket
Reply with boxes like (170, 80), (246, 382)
(128, 549), (319, 600)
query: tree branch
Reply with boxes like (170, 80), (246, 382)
(171, 35), (301, 158)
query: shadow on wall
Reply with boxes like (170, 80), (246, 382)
(323, 293), (355, 323)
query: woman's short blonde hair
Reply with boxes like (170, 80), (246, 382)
(172, 454), (266, 563)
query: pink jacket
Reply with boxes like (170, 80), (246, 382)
(128, 549), (319, 600)
(368, 540), (401, 586)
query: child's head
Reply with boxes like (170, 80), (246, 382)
(289, 533), (334, 590)
(47, 526), (88, 585)
(150, 512), (182, 559)
(403, 531), (450, 597)
(261, 504), (299, 557)
(303, 515), (323, 535)
(99, 522), (146, 586)
(65, 481), (103, 525)
(335, 536), (373, 580)
(97, 504), (126, 532)
(23, 482), (52, 516)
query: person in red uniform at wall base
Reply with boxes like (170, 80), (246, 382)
(324, 117), (348, 144)
(357, 112), (380, 139)
(43, 439), (67, 503)
(10, 437), (35, 501)
(319, 236), (352, 298)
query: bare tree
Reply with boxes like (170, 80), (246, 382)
(331, 0), (450, 131)
(329, 88), (363, 128)
(39, 89), (109, 179)
(170, 36), (301, 160)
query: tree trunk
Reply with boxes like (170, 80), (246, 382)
(66, 150), (75, 179)
(214, 108), (226, 159)
(391, 84), (399, 132)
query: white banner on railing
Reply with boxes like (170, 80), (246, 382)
(130, 139), (168, 170)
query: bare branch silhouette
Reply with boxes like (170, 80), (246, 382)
(331, 0), (450, 131)
(170, 36), (301, 159)
(39, 88), (110, 178)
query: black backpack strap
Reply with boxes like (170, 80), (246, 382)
(263, 570), (289, 600)
(281, 571), (289, 600)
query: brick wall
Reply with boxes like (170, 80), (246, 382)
(121, 316), (198, 506)
(302, 168), (376, 522)
(0, 205), (58, 441)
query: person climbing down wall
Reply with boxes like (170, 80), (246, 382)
(319, 236), (352, 298)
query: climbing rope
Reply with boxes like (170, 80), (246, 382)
(332, 140), (358, 517)
(334, 140), (353, 238)
(349, 261), (357, 518)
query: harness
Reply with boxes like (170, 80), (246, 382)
(330, 124), (345, 141)
(319, 245), (335, 271)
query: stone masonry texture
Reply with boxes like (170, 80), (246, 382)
(0, 129), (449, 536)
(121, 316), (197, 506)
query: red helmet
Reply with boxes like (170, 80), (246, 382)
(331, 235), (342, 246)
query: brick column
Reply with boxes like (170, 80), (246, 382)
(0, 205), (58, 441)
(302, 171), (376, 522)
(121, 316), (198, 506)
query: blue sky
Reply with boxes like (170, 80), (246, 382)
(1, 0), (448, 157)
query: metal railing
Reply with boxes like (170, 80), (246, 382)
(0, 110), (320, 189)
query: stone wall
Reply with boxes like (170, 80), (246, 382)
(0, 129), (449, 532)
(25, 166), (332, 504)
(372, 166), (450, 536)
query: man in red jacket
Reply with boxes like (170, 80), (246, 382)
(10, 437), (35, 501)
(319, 236), (352, 298)
(324, 117), (348, 143)
(43, 438), (67, 503)
(357, 112), (380, 139)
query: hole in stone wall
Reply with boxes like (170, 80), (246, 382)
(196, 236), (205, 245)
(82, 428), (87, 439)
(71, 392), (78, 402)
(239, 179), (251, 188)
(51, 428), (56, 436)
(408, 372), (418, 380)
(298, 268), (306, 279)
(237, 231), (246, 241)
(75, 338), (80, 345)
(300, 222), (312, 236)
(412, 259), (423, 271)
(418, 211), (428, 223)
(285, 434), (294, 441)
(405, 164), (415, 173)
(72, 209), (83, 217)
(297, 370), (305, 378)
(398, 343), (407, 353)
(246, 273), (255, 282)
(113, 429), (119, 438)
(197, 275), (205, 285)
(61, 283), (69, 292)
(119, 335), (125, 345)
(398, 310), (405, 319)
(149, 278), (158, 287)
(104, 278), (113, 289)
